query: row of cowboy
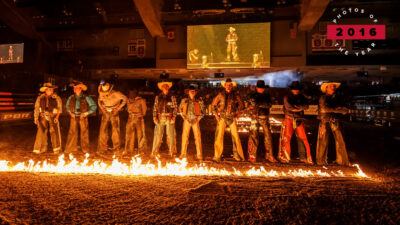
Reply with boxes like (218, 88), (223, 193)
(32, 78), (350, 166)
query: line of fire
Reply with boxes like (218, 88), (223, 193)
(0, 0), (399, 224)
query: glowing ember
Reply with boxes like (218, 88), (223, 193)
(0, 154), (369, 178)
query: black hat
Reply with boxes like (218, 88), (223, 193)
(288, 81), (303, 90)
(188, 84), (198, 90)
(256, 80), (269, 88)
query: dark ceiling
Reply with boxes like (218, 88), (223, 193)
(2, 0), (301, 32)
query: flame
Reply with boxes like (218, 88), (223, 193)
(0, 154), (370, 178)
(353, 164), (369, 178)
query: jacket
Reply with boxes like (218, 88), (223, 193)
(211, 90), (243, 117)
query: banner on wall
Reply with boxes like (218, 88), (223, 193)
(137, 39), (146, 58)
(167, 28), (175, 42)
(312, 33), (345, 52)
(128, 40), (137, 56)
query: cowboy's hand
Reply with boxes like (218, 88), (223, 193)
(112, 109), (119, 115)
(171, 118), (176, 123)
(82, 112), (89, 117)
(34, 119), (38, 125)
(70, 112), (76, 118)
(54, 116), (59, 123)
(40, 112), (45, 118)
(342, 108), (350, 115)
(215, 115), (220, 122)
(154, 118), (159, 124)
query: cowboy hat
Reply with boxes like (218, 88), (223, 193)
(221, 78), (237, 88)
(157, 81), (173, 90)
(256, 80), (269, 89)
(40, 83), (58, 92)
(228, 27), (236, 32)
(321, 82), (341, 93)
(184, 84), (199, 95)
(70, 81), (87, 91)
(98, 82), (113, 94)
(288, 81), (303, 90)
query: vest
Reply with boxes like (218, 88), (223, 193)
(157, 94), (175, 115)
(182, 98), (201, 117)
(69, 94), (89, 113)
(39, 95), (58, 113)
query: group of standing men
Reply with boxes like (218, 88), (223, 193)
(33, 78), (351, 166)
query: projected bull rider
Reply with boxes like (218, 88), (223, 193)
(226, 27), (239, 62)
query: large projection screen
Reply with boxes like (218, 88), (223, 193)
(187, 23), (270, 69)
(0, 43), (24, 64)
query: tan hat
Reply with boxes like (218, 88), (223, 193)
(321, 82), (341, 93)
(71, 81), (87, 91)
(228, 27), (236, 32)
(157, 81), (173, 90)
(221, 78), (237, 88)
(40, 83), (58, 92)
(98, 82), (113, 94)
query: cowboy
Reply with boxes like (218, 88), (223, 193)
(65, 81), (97, 154)
(211, 78), (244, 161)
(316, 82), (351, 166)
(278, 81), (313, 164)
(151, 81), (178, 158)
(97, 82), (127, 155)
(247, 80), (277, 163)
(188, 49), (200, 64)
(226, 27), (239, 62)
(33, 83), (62, 154)
(124, 89), (147, 156)
(8, 45), (13, 61)
(179, 84), (205, 160)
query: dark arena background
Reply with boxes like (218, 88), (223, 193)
(0, 0), (400, 224)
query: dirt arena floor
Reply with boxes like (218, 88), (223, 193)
(0, 116), (399, 224)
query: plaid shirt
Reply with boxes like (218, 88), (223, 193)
(153, 93), (178, 119)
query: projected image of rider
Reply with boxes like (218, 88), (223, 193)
(188, 49), (200, 63)
(8, 45), (13, 61)
(226, 27), (239, 62)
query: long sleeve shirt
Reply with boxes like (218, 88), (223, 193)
(127, 96), (147, 116)
(34, 93), (62, 121)
(66, 94), (97, 115)
(248, 92), (271, 117)
(283, 93), (309, 118)
(153, 93), (177, 119)
(98, 90), (127, 112)
(319, 94), (348, 120)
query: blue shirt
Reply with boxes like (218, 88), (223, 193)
(66, 94), (97, 115)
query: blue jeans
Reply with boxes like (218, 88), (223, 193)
(151, 117), (176, 155)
